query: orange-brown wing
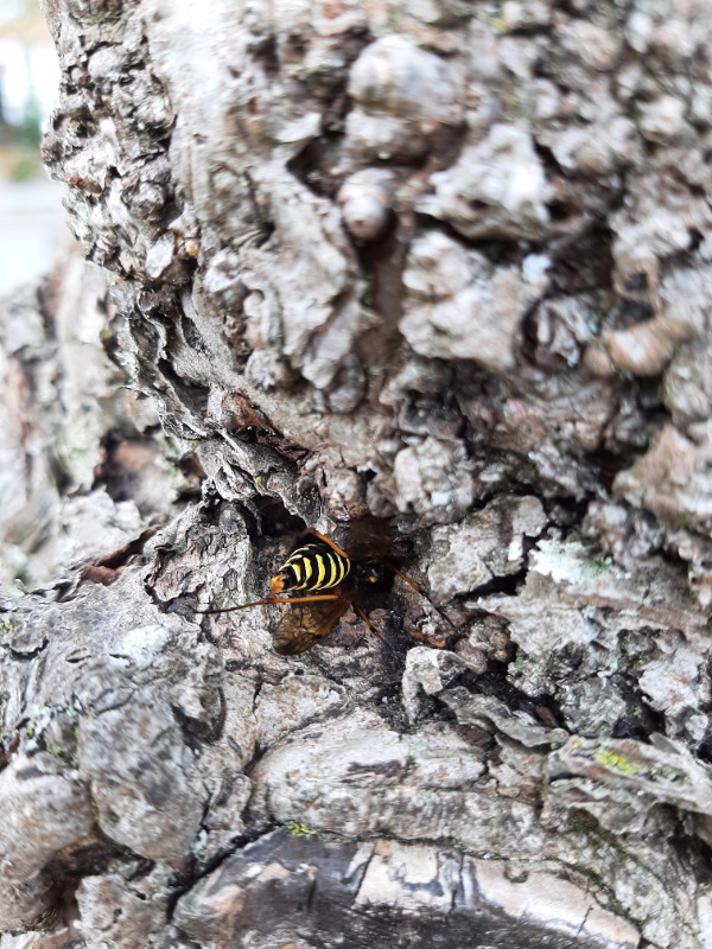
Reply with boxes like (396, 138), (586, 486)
(301, 528), (350, 560)
(272, 594), (351, 656)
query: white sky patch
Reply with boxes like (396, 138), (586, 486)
(0, 36), (59, 126)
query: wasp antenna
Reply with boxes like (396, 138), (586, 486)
(195, 598), (277, 615)
(196, 593), (343, 615)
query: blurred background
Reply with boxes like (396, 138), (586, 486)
(0, 0), (68, 295)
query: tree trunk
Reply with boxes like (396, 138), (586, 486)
(2, 1), (712, 946)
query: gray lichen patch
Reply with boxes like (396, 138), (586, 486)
(425, 495), (546, 599)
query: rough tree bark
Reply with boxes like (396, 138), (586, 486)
(1, 0), (712, 946)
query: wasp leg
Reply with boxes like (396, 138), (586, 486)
(407, 627), (448, 649)
(353, 604), (376, 633)
(197, 593), (342, 615)
(353, 604), (400, 658)
(392, 567), (425, 594)
(392, 568), (456, 631)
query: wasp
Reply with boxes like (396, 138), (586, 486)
(198, 528), (449, 655)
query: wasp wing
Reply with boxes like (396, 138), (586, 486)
(272, 595), (352, 656)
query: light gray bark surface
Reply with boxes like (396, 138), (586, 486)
(2, 0), (712, 946)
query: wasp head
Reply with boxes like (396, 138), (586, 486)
(352, 559), (389, 592)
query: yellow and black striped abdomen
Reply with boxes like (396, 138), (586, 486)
(271, 543), (350, 594)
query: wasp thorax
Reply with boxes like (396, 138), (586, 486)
(352, 560), (388, 590)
